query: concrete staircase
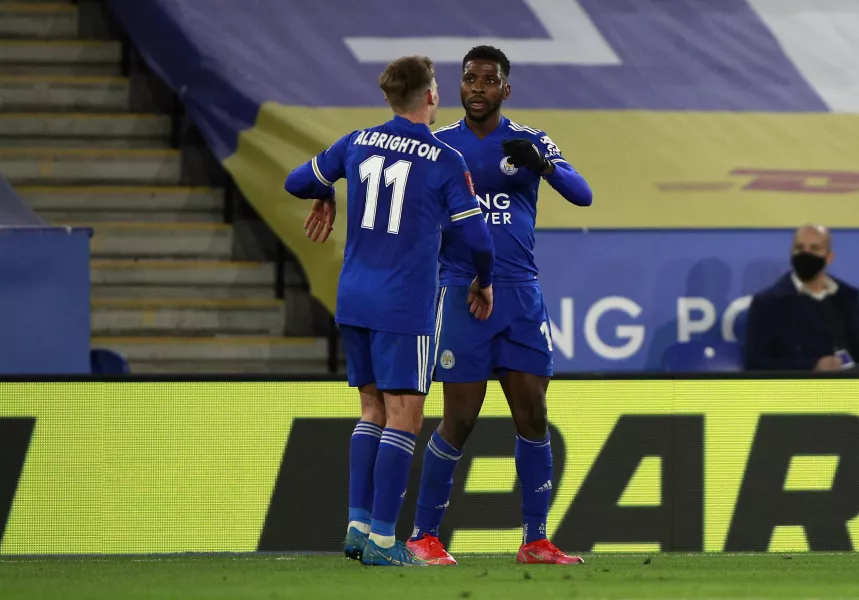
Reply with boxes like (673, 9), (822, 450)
(1, 0), (329, 374)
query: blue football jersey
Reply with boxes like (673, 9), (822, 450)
(434, 116), (568, 287)
(311, 115), (483, 336)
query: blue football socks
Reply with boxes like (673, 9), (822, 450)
(411, 429), (462, 540)
(348, 421), (382, 533)
(516, 433), (553, 544)
(369, 428), (417, 548)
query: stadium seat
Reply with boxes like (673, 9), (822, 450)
(90, 348), (131, 375)
(661, 341), (743, 373)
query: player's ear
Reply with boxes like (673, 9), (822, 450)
(426, 87), (437, 106)
(502, 82), (511, 101)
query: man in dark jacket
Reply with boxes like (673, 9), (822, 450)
(744, 224), (859, 371)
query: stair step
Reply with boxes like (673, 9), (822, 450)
(0, 113), (170, 148)
(91, 298), (286, 336)
(0, 113), (170, 137)
(91, 336), (328, 361)
(86, 222), (233, 259)
(91, 285), (277, 300)
(17, 186), (222, 212)
(0, 147), (181, 185)
(0, 63), (121, 76)
(91, 259), (278, 286)
(0, 75), (129, 111)
(0, 3), (78, 39)
(89, 259), (304, 298)
(127, 360), (331, 374)
(0, 137), (170, 148)
(0, 39), (120, 63)
(45, 210), (220, 222)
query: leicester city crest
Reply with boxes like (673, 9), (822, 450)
(500, 156), (518, 176)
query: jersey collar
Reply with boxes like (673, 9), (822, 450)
(459, 114), (509, 138)
(391, 115), (431, 132)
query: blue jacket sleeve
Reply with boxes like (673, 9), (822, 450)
(743, 295), (817, 370)
(284, 132), (353, 200)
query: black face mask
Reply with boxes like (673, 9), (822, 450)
(791, 252), (826, 282)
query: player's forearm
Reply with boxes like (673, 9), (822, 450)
(458, 216), (495, 287)
(284, 163), (335, 200)
(544, 162), (592, 206)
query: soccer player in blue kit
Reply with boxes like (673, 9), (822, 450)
(405, 46), (593, 565)
(286, 56), (496, 567)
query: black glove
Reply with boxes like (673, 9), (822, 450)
(502, 138), (550, 172)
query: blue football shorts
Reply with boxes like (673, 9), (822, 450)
(433, 284), (554, 382)
(340, 324), (436, 394)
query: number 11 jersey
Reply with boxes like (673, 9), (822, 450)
(310, 115), (483, 336)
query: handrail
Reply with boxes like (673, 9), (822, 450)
(169, 96), (184, 149)
(275, 242), (286, 300)
(327, 318), (339, 374)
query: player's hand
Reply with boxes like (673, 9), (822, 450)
(468, 277), (494, 321)
(303, 196), (336, 243)
(502, 138), (550, 173)
(814, 355), (842, 371)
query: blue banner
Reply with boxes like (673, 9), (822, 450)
(107, 0), (859, 315)
(0, 228), (92, 374)
(535, 229), (859, 372)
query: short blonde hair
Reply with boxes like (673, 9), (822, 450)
(378, 56), (435, 112)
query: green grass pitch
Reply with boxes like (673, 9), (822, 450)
(2, 553), (858, 599)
